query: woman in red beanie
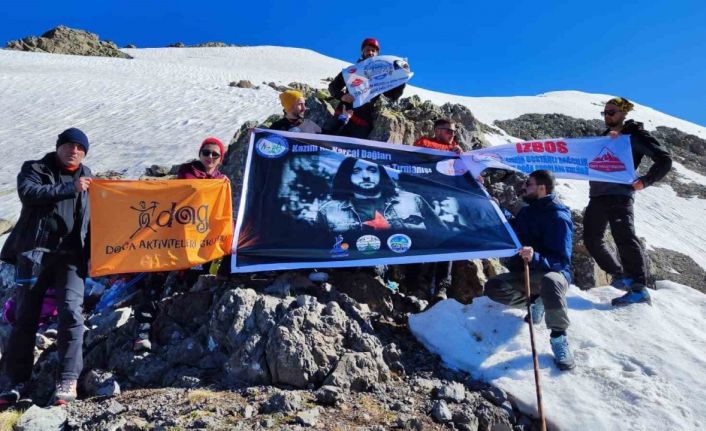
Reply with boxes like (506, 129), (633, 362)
(176, 137), (228, 180)
(132, 137), (230, 352)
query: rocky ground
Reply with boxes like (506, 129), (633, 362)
(0, 269), (532, 431)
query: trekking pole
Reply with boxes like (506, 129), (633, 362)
(525, 260), (547, 431)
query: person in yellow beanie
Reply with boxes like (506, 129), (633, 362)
(269, 89), (322, 134)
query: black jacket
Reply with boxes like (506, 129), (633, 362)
(1, 152), (92, 266)
(590, 120), (672, 197)
(328, 57), (406, 125)
(269, 117), (322, 134)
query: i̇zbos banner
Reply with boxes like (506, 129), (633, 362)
(90, 179), (233, 276)
(232, 129), (521, 272)
(462, 135), (636, 183)
(342, 55), (413, 108)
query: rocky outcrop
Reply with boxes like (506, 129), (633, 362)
(369, 95), (495, 149)
(494, 113), (604, 140)
(168, 41), (242, 48)
(6, 26), (132, 59)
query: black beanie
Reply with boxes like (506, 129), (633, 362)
(56, 128), (89, 153)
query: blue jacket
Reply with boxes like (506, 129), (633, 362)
(506, 194), (573, 283)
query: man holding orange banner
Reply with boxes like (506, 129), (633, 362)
(89, 177), (233, 277)
(1, 128), (93, 407)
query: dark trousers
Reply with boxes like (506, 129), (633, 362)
(583, 195), (647, 285)
(5, 254), (85, 383)
(484, 271), (570, 332)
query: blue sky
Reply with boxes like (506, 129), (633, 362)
(3, 0), (705, 126)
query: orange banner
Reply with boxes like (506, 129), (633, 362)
(89, 179), (233, 277)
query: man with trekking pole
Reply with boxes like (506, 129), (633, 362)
(483, 170), (575, 371)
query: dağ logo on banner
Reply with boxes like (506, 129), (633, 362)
(461, 135), (636, 184)
(89, 179), (233, 277)
(231, 129), (521, 273)
(342, 55), (413, 108)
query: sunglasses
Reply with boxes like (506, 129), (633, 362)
(201, 149), (221, 158)
(601, 110), (619, 117)
(436, 127), (457, 133)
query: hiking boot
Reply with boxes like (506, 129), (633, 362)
(610, 275), (633, 291)
(611, 285), (651, 307)
(523, 297), (545, 325)
(0, 382), (31, 409)
(51, 379), (77, 406)
(550, 335), (576, 371)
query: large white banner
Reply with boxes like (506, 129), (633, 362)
(342, 55), (413, 108)
(462, 135), (637, 184)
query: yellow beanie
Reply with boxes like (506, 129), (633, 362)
(279, 90), (304, 112)
(606, 97), (635, 113)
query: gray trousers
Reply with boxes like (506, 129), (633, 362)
(484, 271), (570, 332)
(5, 254), (85, 383)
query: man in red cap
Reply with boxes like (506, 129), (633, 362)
(325, 38), (406, 139)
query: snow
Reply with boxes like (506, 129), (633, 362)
(410, 281), (706, 430)
(1, 42), (705, 431)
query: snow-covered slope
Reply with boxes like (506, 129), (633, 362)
(410, 282), (706, 430)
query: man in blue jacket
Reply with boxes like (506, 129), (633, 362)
(484, 170), (575, 370)
(0, 128), (93, 406)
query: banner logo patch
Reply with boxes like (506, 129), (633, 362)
(256, 135), (289, 158)
(588, 147), (627, 172)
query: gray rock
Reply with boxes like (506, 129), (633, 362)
(241, 404), (256, 418)
(15, 405), (67, 431)
(209, 288), (284, 385)
(266, 301), (349, 388)
(481, 387), (507, 406)
(106, 399), (126, 415)
(435, 381), (466, 403)
(412, 377), (442, 394)
(314, 385), (343, 406)
(295, 407), (320, 426)
(259, 391), (302, 414)
(452, 405), (480, 431)
(431, 400), (453, 423)
(85, 307), (132, 347)
(648, 247), (706, 294)
(81, 369), (121, 398)
(6, 26), (132, 59)
(230, 80), (255, 88)
(323, 351), (389, 391)
(125, 44), (136, 48)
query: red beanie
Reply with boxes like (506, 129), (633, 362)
(200, 137), (225, 160)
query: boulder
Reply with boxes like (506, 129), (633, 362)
(6, 26), (131, 59)
(15, 405), (67, 431)
(230, 80), (256, 89)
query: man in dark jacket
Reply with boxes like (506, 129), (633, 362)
(484, 170), (575, 370)
(584, 97), (672, 306)
(325, 38), (406, 139)
(269, 90), (322, 134)
(0, 128), (93, 407)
